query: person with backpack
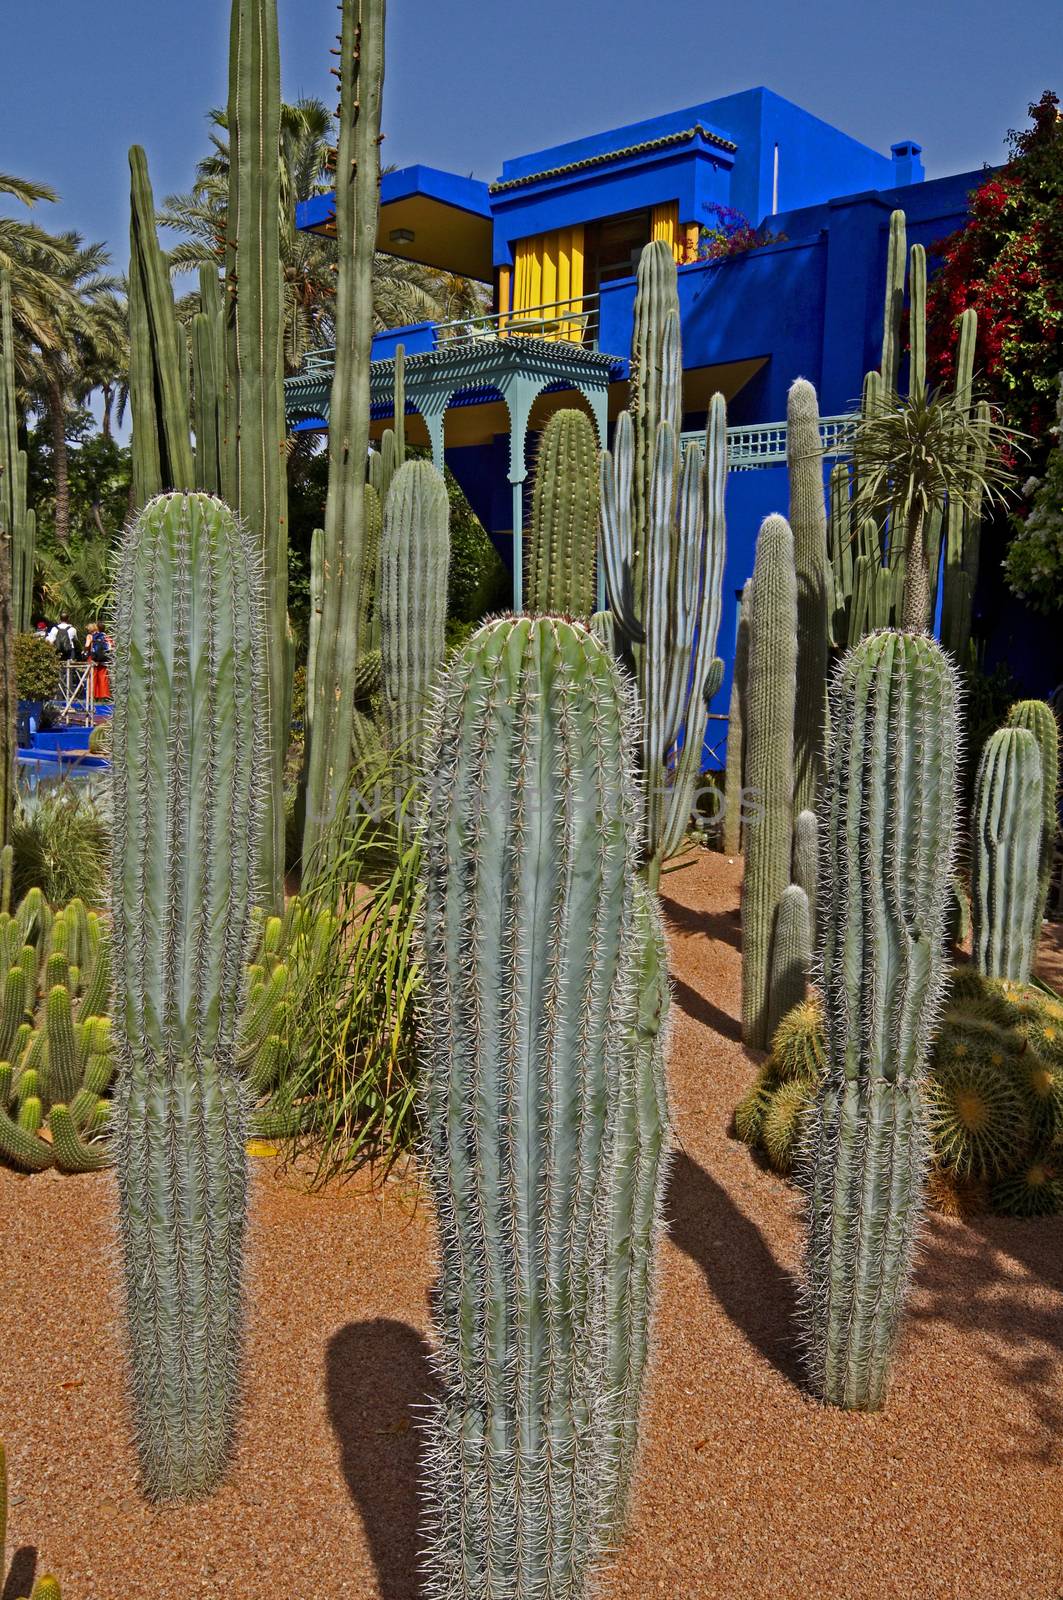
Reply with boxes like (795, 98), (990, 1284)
(84, 621), (112, 702)
(47, 615), (78, 661)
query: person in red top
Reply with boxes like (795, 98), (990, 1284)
(84, 622), (112, 702)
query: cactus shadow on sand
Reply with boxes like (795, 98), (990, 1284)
(666, 1150), (803, 1387)
(325, 1319), (436, 1600)
(668, 975), (745, 1045)
(1, 1547), (37, 1600)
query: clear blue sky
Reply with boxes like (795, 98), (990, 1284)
(2, 0), (1061, 268)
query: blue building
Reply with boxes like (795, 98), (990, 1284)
(285, 87), (991, 749)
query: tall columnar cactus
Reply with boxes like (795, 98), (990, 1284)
(419, 615), (668, 1595)
(601, 244), (727, 885)
(1, 272), (36, 631)
(800, 631), (959, 1411)
(110, 492), (265, 1500)
(1006, 699), (1060, 934)
(766, 884), (811, 1042)
(722, 581), (750, 856)
(368, 344), (407, 506)
(787, 379), (829, 813)
(792, 808), (818, 941)
(740, 515), (797, 1050)
(0, 535), (14, 852)
(527, 408), (600, 617)
(192, 264), (226, 498)
(302, 0), (386, 875)
(380, 459), (450, 784)
(971, 726), (1044, 985)
(224, 0), (288, 909)
(128, 147), (195, 505)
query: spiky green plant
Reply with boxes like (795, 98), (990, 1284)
(734, 1066), (774, 1146)
(989, 1158), (1063, 1218)
(791, 809), (818, 940)
(380, 459), (450, 796)
(527, 408), (599, 617)
(722, 581), (749, 857)
(926, 1014), (1030, 1177)
(799, 631), (959, 1411)
(301, 0), (386, 876)
(1006, 699), (1059, 936)
(740, 514), (797, 1050)
(788, 379), (829, 812)
(972, 726), (1043, 984)
(766, 884), (811, 1043)
(600, 241), (727, 886)
(419, 615), (669, 1593)
(762, 1078), (815, 1175)
(110, 492), (265, 1501)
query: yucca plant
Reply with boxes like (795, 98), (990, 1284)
(851, 388), (1020, 631)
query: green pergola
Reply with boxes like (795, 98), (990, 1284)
(285, 335), (621, 610)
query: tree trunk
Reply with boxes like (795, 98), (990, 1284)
(101, 386), (114, 441)
(47, 377), (71, 545)
(901, 503), (931, 633)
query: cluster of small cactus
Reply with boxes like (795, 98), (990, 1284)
(418, 615), (671, 1595)
(1, 1437), (63, 1600)
(0, 880), (112, 1174)
(600, 240), (727, 886)
(738, 967), (1063, 1218)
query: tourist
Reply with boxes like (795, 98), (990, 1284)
(47, 615), (78, 661)
(84, 621), (112, 702)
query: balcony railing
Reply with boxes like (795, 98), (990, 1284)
(684, 414), (857, 470)
(434, 294), (600, 351)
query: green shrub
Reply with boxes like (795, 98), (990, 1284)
(14, 633), (61, 703)
(11, 787), (110, 907)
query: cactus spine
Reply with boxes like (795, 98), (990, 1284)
(972, 726), (1043, 985)
(419, 616), (669, 1594)
(787, 379), (829, 813)
(111, 492), (265, 1499)
(601, 243), (727, 884)
(1006, 699), (1059, 936)
(800, 631), (959, 1411)
(302, 0), (386, 874)
(527, 408), (600, 617)
(741, 515), (797, 1050)
(380, 459), (450, 797)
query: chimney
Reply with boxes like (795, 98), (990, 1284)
(891, 140), (925, 187)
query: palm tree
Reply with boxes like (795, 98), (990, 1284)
(852, 387), (1022, 631)
(19, 237), (122, 543)
(161, 99), (489, 371)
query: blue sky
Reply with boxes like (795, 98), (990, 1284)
(2, 0), (1061, 267)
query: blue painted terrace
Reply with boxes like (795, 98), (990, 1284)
(285, 86), (992, 754)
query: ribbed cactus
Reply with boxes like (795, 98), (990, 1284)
(110, 492), (265, 1500)
(601, 244), (726, 884)
(1, 273), (35, 635)
(191, 264), (226, 498)
(800, 631), (959, 1411)
(301, 0), (386, 874)
(527, 408), (600, 617)
(1006, 699), (1059, 936)
(787, 379), (829, 813)
(766, 884), (811, 1042)
(128, 146), (195, 504)
(0, 536), (13, 852)
(369, 345), (407, 506)
(722, 581), (750, 856)
(791, 807), (818, 951)
(419, 615), (668, 1595)
(380, 459), (450, 788)
(972, 726), (1044, 985)
(741, 515), (797, 1050)
(880, 210), (907, 398)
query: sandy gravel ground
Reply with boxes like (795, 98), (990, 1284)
(1, 850), (1061, 1600)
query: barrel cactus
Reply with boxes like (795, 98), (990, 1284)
(799, 631), (959, 1411)
(110, 492), (265, 1500)
(972, 726), (1043, 985)
(418, 615), (670, 1594)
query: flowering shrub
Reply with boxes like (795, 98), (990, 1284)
(696, 204), (787, 262)
(1005, 375), (1063, 611)
(926, 91), (1063, 610)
